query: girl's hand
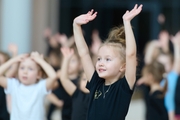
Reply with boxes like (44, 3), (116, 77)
(90, 29), (102, 55)
(43, 28), (52, 38)
(171, 31), (180, 46)
(57, 33), (68, 46)
(13, 54), (28, 63)
(60, 47), (74, 59)
(73, 9), (97, 25)
(8, 43), (18, 57)
(123, 4), (143, 22)
(30, 52), (43, 62)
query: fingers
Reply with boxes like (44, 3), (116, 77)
(30, 51), (42, 61)
(87, 9), (97, 21)
(31, 51), (40, 57)
(88, 12), (97, 21)
(87, 9), (94, 15)
(130, 4), (143, 13)
(133, 4), (138, 10)
(17, 54), (28, 62)
(137, 4), (143, 13)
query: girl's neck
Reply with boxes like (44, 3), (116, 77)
(150, 83), (162, 93)
(68, 73), (79, 80)
(104, 75), (122, 85)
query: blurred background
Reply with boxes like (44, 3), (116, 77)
(0, 0), (180, 54)
(0, 0), (180, 120)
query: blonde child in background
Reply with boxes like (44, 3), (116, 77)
(157, 31), (180, 120)
(46, 37), (78, 120)
(58, 46), (90, 120)
(0, 52), (57, 120)
(73, 4), (142, 120)
(140, 30), (180, 120)
(56, 44), (82, 120)
(137, 61), (168, 120)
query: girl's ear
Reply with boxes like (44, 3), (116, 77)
(119, 63), (126, 72)
(37, 70), (43, 79)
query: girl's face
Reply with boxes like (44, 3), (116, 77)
(18, 58), (40, 85)
(49, 52), (60, 67)
(79, 73), (89, 93)
(157, 54), (172, 73)
(141, 73), (154, 86)
(96, 46), (123, 80)
(68, 54), (80, 75)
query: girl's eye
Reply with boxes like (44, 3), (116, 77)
(97, 58), (101, 61)
(29, 68), (33, 71)
(20, 67), (24, 70)
(106, 58), (111, 61)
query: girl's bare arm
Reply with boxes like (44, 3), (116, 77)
(73, 10), (97, 81)
(58, 47), (77, 96)
(31, 52), (57, 91)
(0, 54), (27, 88)
(123, 4), (143, 89)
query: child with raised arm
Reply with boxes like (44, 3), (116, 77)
(138, 61), (169, 120)
(0, 52), (57, 120)
(58, 47), (90, 120)
(73, 4), (143, 120)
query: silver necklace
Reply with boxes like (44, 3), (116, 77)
(103, 83), (112, 98)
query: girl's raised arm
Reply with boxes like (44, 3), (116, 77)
(171, 31), (180, 74)
(73, 10), (97, 81)
(58, 47), (77, 96)
(0, 54), (27, 88)
(30, 52), (57, 91)
(123, 4), (143, 89)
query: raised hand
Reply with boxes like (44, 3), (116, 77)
(12, 54), (28, 63)
(123, 4), (143, 21)
(43, 28), (52, 38)
(8, 43), (18, 57)
(73, 9), (97, 25)
(30, 52), (43, 62)
(90, 29), (102, 55)
(171, 31), (180, 45)
(57, 33), (68, 46)
(60, 47), (74, 59)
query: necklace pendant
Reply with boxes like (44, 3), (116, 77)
(103, 83), (112, 99)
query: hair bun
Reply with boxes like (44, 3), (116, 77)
(107, 26), (126, 46)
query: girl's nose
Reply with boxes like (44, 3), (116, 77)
(99, 61), (104, 66)
(23, 69), (28, 74)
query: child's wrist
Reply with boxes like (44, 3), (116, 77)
(73, 22), (81, 27)
(123, 20), (131, 23)
(63, 57), (71, 61)
(9, 58), (18, 64)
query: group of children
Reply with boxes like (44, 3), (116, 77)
(0, 3), (180, 120)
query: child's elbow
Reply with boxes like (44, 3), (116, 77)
(49, 73), (58, 81)
(126, 52), (136, 58)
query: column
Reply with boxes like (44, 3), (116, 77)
(1, 0), (32, 54)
